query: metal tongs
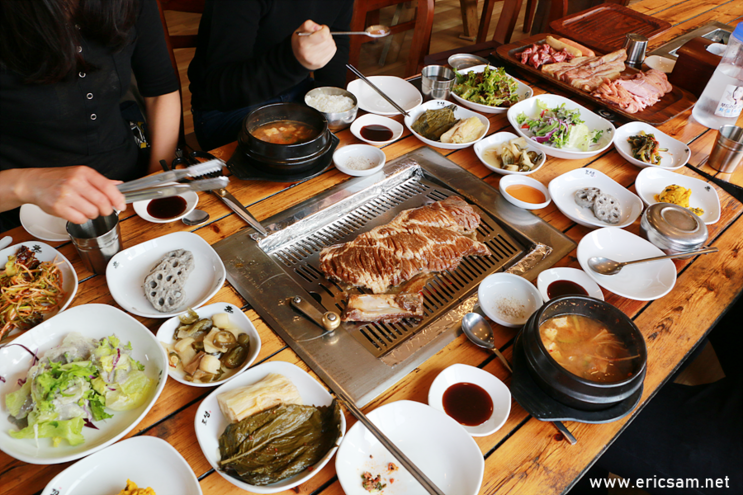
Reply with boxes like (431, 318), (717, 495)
(117, 160), (230, 204)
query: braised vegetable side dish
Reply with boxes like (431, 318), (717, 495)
(217, 373), (302, 422)
(216, 373), (342, 486)
(540, 315), (638, 383)
(627, 131), (667, 165)
(117, 480), (156, 495)
(411, 106), (485, 143)
(481, 137), (543, 172)
(5, 333), (154, 446)
(1, 246), (66, 341)
(452, 66), (520, 107)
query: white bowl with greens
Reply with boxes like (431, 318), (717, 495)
(0, 304), (167, 465)
(451, 65), (532, 114)
(507, 95), (615, 160)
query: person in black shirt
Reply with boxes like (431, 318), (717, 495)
(0, 0), (180, 231)
(187, 0), (354, 151)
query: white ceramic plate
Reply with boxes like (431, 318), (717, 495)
(156, 302), (261, 387)
(195, 361), (346, 494)
(549, 168), (644, 229)
(474, 131), (547, 175)
(614, 122), (690, 170)
(536, 267), (604, 302)
(0, 304), (168, 465)
(507, 94), (615, 159)
(132, 186), (199, 223)
(41, 436), (201, 495)
(451, 65), (533, 114)
(405, 100), (490, 150)
(577, 227), (677, 301)
(19, 204), (69, 242)
(106, 231), (226, 318)
(350, 114), (404, 146)
(427, 363), (511, 437)
(333, 144), (387, 176)
(0, 241), (78, 337)
(347, 76), (422, 116)
(634, 167), (721, 225)
(499, 175), (551, 210)
(477, 273), (542, 328)
(336, 400), (484, 495)
(644, 55), (676, 73)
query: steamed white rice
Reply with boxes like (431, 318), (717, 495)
(306, 93), (354, 113)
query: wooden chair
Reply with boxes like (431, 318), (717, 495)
(347, 0), (435, 79)
(155, 0), (205, 149)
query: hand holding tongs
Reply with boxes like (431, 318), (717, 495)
(121, 177), (229, 204)
(117, 160), (229, 204)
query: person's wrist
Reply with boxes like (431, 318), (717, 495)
(8, 169), (29, 204)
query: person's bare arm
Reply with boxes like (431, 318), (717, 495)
(144, 90), (181, 174)
(0, 167), (125, 224)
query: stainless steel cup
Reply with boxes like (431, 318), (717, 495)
(66, 213), (122, 275)
(709, 125), (743, 173)
(624, 33), (649, 68)
(421, 65), (455, 100)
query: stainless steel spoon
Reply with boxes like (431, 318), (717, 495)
(298, 24), (390, 38)
(461, 312), (578, 445)
(588, 246), (719, 275)
(181, 209), (210, 227)
(462, 312), (513, 373)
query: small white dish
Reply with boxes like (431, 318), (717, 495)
(478, 273), (542, 328)
(536, 267), (604, 302)
(577, 227), (677, 301)
(347, 76), (422, 116)
(132, 186), (198, 224)
(451, 65), (533, 114)
(644, 55), (676, 73)
(428, 363), (511, 437)
(336, 400), (484, 495)
(474, 131), (547, 175)
(507, 94), (615, 159)
(405, 100), (490, 150)
(333, 144), (387, 176)
(499, 175), (551, 210)
(635, 167), (721, 225)
(0, 304), (168, 465)
(195, 361), (345, 494)
(106, 231), (226, 318)
(0, 241), (78, 337)
(549, 167), (644, 229)
(156, 302), (261, 387)
(19, 204), (69, 242)
(350, 114), (404, 146)
(614, 122), (690, 170)
(41, 436), (202, 495)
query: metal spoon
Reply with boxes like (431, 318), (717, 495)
(0, 236), (12, 250)
(462, 312), (513, 373)
(461, 312), (578, 445)
(181, 208), (210, 227)
(588, 246), (719, 276)
(298, 24), (390, 38)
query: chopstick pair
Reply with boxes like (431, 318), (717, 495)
(346, 63), (410, 117)
(117, 159), (224, 193)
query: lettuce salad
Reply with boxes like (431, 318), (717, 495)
(5, 332), (153, 447)
(516, 100), (603, 151)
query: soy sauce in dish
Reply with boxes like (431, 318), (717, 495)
(547, 280), (588, 299)
(442, 382), (493, 426)
(360, 124), (394, 142)
(147, 196), (187, 219)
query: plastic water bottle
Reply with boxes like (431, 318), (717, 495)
(691, 22), (743, 128)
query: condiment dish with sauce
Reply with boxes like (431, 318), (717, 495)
(428, 363), (511, 437)
(350, 114), (403, 146)
(333, 144), (386, 176)
(132, 185), (198, 224)
(478, 272), (543, 328)
(537, 267), (604, 303)
(499, 175), (551, 210)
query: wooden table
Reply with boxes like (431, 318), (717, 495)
(4, 0), (743, 493)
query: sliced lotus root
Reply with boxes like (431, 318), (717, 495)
(592, 193), (622, 224)
(574, 187), (601, 208)
(144, 249), (194, 312)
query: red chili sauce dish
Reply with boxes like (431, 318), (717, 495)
(147, 196), (188, 220)
(547, 280), (589, 299)
(442, 382), (494, 426)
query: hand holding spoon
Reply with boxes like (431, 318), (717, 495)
(298, 25), (390, 38)
(588, 246), (718, 275)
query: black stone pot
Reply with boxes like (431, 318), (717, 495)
(238, 103), (332, 174)
(519, 296), (647, 411)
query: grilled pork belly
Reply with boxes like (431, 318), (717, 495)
(319, 196), (490, 294)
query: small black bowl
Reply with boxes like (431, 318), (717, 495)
(238, 103), (331, 173)
(519, 296), (647, 411)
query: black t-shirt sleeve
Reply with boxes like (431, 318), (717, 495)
(130, 0), (180, 97)
(196, 1), (311, 111)
(312, 0), (353, 88)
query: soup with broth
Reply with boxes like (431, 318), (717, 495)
(252, 120), (318, 145)
(539, 314), (637, 383)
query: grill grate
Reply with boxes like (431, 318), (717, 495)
(268, 175), (523, 358)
